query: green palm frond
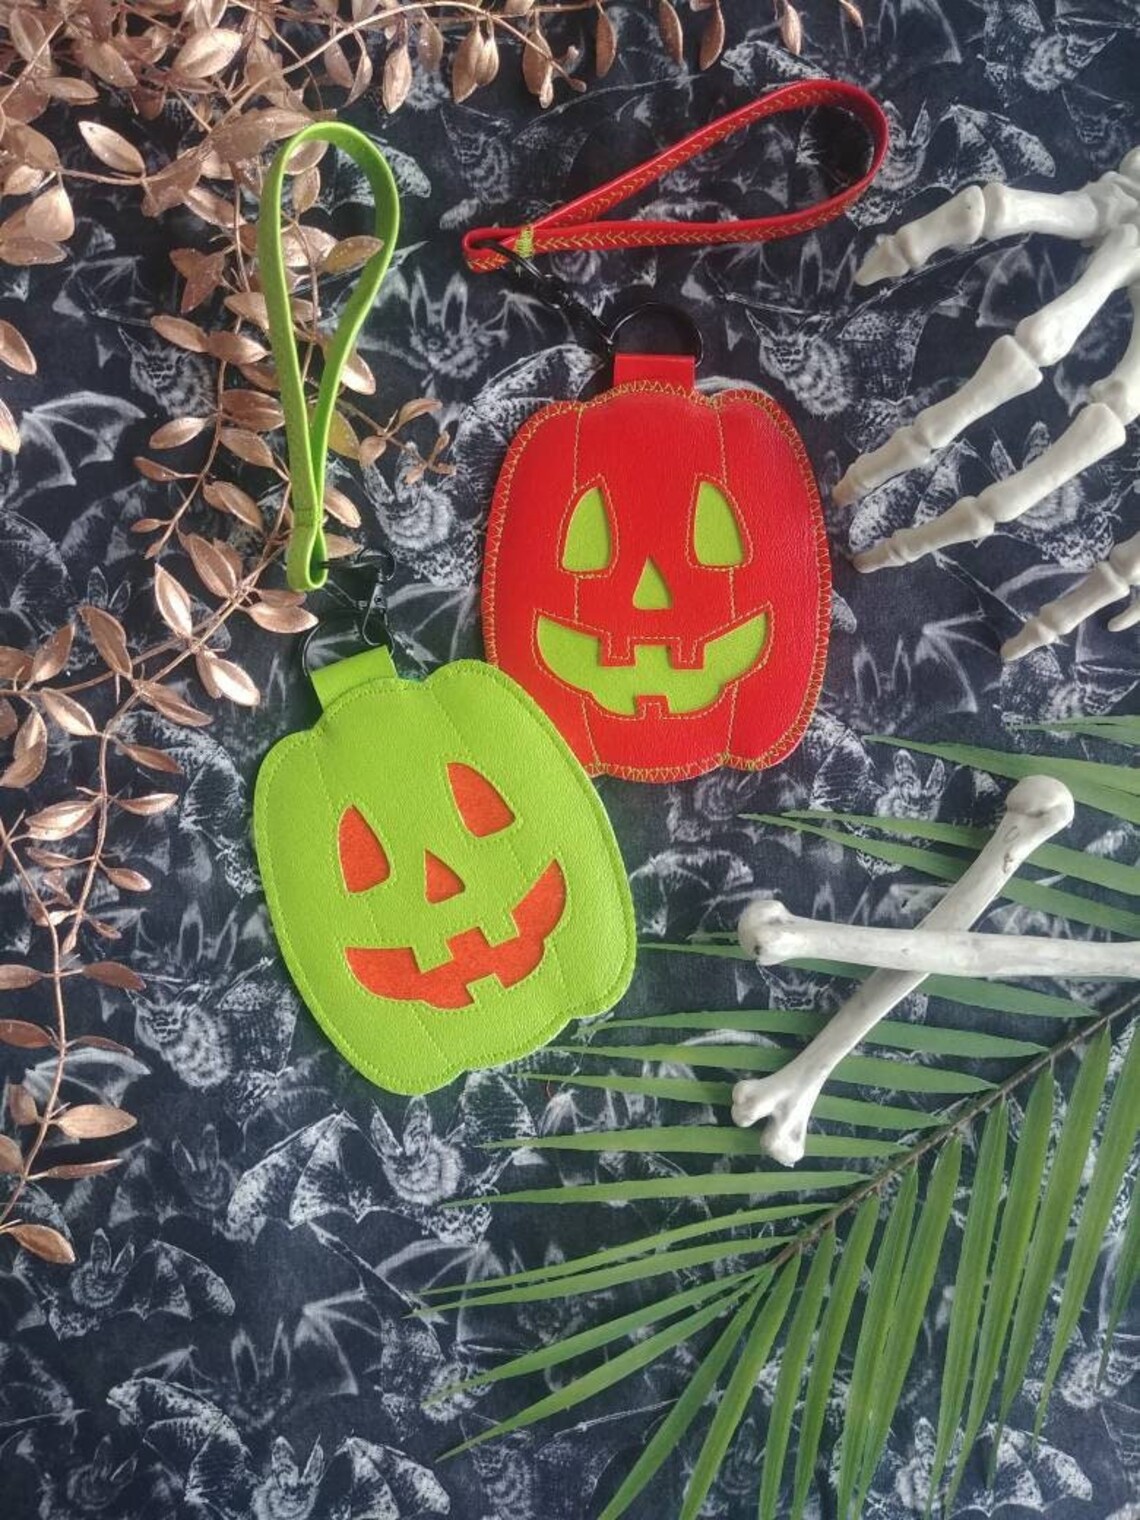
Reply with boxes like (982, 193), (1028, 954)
(428, 723), (1140, 1519)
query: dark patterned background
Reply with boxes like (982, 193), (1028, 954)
(2, 1), (1139, 1516)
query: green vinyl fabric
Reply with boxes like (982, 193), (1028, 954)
(253, 647), (636, 1094)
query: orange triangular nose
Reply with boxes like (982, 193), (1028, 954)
(424, 850), (464, 903)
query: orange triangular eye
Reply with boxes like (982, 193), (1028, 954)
(447, 763), (514, 836)
(425, 850), (464, 903)
(339, 806), (390, 893)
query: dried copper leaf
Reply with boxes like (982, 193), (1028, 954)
(699, 0), (725, 68)
(150, 416), (209, 450)
(325, 409), (359, 460)
(115, 741), (183, 776)
(69, 1035), (134, 1054)
(658, 0), (684, 62)
(39, 690), (97, 738)
(27, 798), (99, 840)
(24, 186), (75, 243)
(595, 7), (617, 76)
(395, 396), (440, 427)
(418, 16), (444, 73)
(135, 456), (187, 483)
(382, 42), (413, 113)
(135, 681), (211, 728)
(210, 107), (310, 161)
(2, 710), (47, 788)
(207, 331), (268, 366)
(324, 38), (355, 89)
(173, 27), (244, 78)
(203, 480), (262, 529)
(37, 1158), (125, 1180)
(116, 790), (180, 815)
(476, 26), (500, 86)
(82, 961), (145, 992)
(7, 1222), (75, 1263)
(221, 389), (283, 430)
(0, 319), (36, 376)
(219, 427), (275, 469)
(0, 1134), (22, 1172)
(522, 18), (554, 101)
(451, 25), (482, 102)
(202, 653), (260, 706)
(29, 623), (74, 684)
(323, 485), (361, 528)
(223, 292), (270, 328)
(0, 397), (21, 454)
(8, 1084), (38, 1125)
(78, 120), (146, 176)
(839, 0), (864, 26)
(6, 123), (60, 174)
(154, 565), (194, 637)
(0, 965), (43, 990)
(75, 38), (139, 87)
(170, 248), (226, 313)
(151, 314), (209, 353)
(79, 605), (132, 677)
(182, 533), (239, 598)
(358, 435), (387, 469)
(103, 866), (152, 892)
(320, 236), (386, 276)
(0, 1019), (53, 1049)
(246, 602), (318, 634)
(323, 533), (358, 560)
(0, 699), (17, 740)
(779, 0), (804, 52)
(10, 8), (47, 61)
(54, 1103), (137, 1138)
(42, 77), (99, 105)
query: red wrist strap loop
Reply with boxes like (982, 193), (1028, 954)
(462, 78), (888, 273)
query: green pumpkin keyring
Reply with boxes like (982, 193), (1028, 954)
(257, 122), (400, 593)
(252, 126), (636, 1095)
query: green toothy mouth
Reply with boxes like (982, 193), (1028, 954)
(536, 612), (769, 716)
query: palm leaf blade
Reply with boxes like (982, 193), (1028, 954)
(836, 1169), (919, 1520)
(758, 1227), (836, 1520)
(597, 1285), (771, 1520)
(927, 1101), (1009, 1513)
(427, 1274), (751, 1400)
(1036, 1029), (1140, 1432)
(487, 1125), (901, 1159)
(1101, 1173), (1140, 1381)
(995, 1032), (1111, 1457)
(945, 1068), (1055, 1511)
(445, 1170), (865, 1207)
(791, 1194), (881, 1520)
(856, 1139), (962, 1514)
(437, 1283), (756, 1459)
(678, 1255), (801, 1520)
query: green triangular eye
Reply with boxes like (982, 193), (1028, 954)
(562, 486), (613, 572)
(633, 558), (672, 609)
(693, 481), (746, 567)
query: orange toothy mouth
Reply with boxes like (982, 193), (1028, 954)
(345, 860), (566, 1010)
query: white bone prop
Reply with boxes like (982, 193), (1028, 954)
(739, 898), (1140, 980)
(731, 775), (1075, 1166)
(1002, 528), (1140, 661)
(832, 149), (1140, 659)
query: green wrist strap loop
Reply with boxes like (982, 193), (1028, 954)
(258, 123), (401, 593)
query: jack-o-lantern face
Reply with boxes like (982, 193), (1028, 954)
(483, 354), (829, 781)
(254, 648), (634, 1094)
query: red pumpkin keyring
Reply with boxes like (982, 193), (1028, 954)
(465, 79), (888, 783)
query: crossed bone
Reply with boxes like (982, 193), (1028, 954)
(731, 775), (1076, 1166)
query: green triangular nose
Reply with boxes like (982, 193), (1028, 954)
(632, 557), (673, 610)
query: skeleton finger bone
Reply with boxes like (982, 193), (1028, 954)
(739, 898), (1140, 980)
(837, 224), (1140, 515)
(1002, 528), (1140, 661)
(731, 776), (1075, 1166)
(854, 176), (1139, 288)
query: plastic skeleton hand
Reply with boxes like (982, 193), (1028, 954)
(834, 151), (1140, 661)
